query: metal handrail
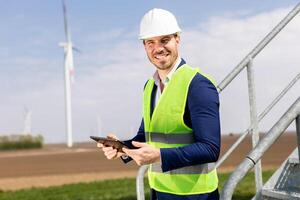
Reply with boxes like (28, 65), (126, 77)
(215, 1), (300, 194)
(136, 165), (148, 200)
(246, 59), (263, 191)
(216, 73), (300, 169)
(296, 115), (300, 159)
(220, 97), (300, 200)
(217, 2), (300, 92)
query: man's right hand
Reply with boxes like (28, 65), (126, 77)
(96, 134), (125, 160)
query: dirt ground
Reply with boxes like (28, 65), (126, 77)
(0, 133), (297, 191)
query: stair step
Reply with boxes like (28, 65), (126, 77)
(262, 189), (300, 199)
(288, 157), (300, 164)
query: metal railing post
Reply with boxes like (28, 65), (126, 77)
(296, 115), (300, 161)
(216, 73), (300, 168)
(136, 165), (148, 200)
(246, 59), (263, 193)
(221, 98), (300, 200)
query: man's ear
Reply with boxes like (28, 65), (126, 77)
(142, 40), (147, 51)
(143, 40), (148, 49)
(175, 34), (181, 44)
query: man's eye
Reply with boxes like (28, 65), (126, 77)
(161, 38), (170, 44)
(146, 42), (153, 46)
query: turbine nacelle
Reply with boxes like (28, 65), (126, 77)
(59, 42), (81, 53)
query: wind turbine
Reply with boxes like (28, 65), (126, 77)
(59, 0), (76, 147)
(23, 106), (32, 134)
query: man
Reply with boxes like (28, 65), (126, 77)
(98, 8), (220, 200)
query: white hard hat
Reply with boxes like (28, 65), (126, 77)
(139, 8), (181, 40)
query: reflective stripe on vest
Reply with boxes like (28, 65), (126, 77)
(145, 132), (195, 144)
(146, 132), (216, 175)
(151, 162), (216, 174)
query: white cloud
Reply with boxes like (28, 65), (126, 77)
(181, 7), (300, 133)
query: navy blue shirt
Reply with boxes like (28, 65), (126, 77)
(123, 59), (220, 200)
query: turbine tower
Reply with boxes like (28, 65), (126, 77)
(59, 0), (75, 147)
(23, 107), (32, 134)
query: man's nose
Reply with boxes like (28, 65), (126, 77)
(153, 42), (164, 52)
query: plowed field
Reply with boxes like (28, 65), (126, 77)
(0, 133), (296, 191)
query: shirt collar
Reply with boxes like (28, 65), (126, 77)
(153, 56), (182, 86)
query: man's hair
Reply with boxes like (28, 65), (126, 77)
(142, 33), (180, 45)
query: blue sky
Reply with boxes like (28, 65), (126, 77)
(0, 1), (299, 144)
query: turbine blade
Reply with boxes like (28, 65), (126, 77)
(62, 0), (71, 42)
(72, 46), (81, 53)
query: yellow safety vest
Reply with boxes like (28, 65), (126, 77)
(143, 64), (218, 195)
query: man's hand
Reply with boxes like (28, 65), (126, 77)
(97, 134), (125, 160)
(122, 141), (160, 166)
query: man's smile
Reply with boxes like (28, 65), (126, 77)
(154, 52), (170, 60)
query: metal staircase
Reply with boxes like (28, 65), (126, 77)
(261, 149), (300, 200)
(260, 116), (300, 200)
(136, 2), (300, 200)
(221, 98), (300, 200)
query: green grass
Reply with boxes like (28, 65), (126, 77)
(218, 170), (273, 200)
(0, 171), (274, 200)
(0, 134), (43, 150)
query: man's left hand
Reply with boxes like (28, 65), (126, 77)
(122, 141), (160, 166)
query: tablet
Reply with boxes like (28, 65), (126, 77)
(90, 136), (129, 152)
